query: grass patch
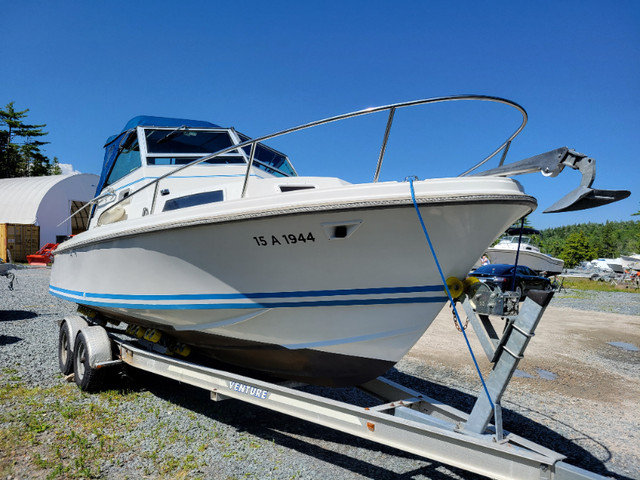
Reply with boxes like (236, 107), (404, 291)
(558, 276), (640, 294)
(0, 371), (217, 479)
(0, 381), (131, 479)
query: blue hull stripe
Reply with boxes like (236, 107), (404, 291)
(49, 284), (442, 301)
(49, 284), (447, 310)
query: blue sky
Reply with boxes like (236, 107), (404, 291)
(2, 1), (638, 229)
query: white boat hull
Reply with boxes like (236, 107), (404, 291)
(621, 255), (640, 272)
(486, 248), (564, 275)
(51, 184), (534, 386)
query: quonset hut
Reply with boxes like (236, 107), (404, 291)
(0, 174), (98, 261)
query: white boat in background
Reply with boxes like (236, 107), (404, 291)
(590, 258), (624, 274)
(606, 259), (625, 273)
(485, 227), (564, 275)
(48, 95), (630, 386)
(621, 254), (640, 272)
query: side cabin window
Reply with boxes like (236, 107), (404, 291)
(237, 133), (295, 177)
(105, 133), (141, 187)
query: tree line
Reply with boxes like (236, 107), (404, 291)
(0, 102), (61, 178)
(536, 220), (640, 268)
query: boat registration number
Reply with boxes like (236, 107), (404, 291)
(253, 233), (316, 247)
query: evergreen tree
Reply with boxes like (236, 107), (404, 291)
(540, 220), (639, 258)
(0, 127), (21, 177)
(560, 231), (597, 268)
(597, 222), (618, 258)
(51, 156), (62, 175)
(0, 102), (59, 178)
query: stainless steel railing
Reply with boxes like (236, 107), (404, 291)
(96, 94), (528, 220)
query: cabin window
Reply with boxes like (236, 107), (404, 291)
(163, 190), (224, 212)
(105, 134), (141, 186)
(146, 129), (235, 155)
(279, 185), (315, 192)
(237, 133), (296, 177)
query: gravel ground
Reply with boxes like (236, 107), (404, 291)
(549, 287), (640, 316)
(1, 267), (638, 479)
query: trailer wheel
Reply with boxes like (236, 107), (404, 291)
(74, 332), (102, 391)
(73, 326), (112, 392)
(57, 316), (88, 375)
(58, 321), (74, 375)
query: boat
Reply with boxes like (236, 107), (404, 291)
(621, 254), (640, 272)
(484, 227), (564, 275)
(48, 95), (629, 387)
(590, 258), (624, 274)
(605, 259), (625, 274)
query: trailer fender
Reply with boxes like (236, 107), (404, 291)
(73, 325), (113, 392)
(78, 325), (112, 368)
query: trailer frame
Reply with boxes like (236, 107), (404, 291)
(58, 290), (608, 480)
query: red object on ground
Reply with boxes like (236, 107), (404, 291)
(26, 243), (58, 266)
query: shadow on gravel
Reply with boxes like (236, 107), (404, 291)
(117, 365), (631, 480)
(385, 369), (629, 480)
(0, 335), (22, 346)
(120, 367), (478, 480)
(0, 310), (38, 322)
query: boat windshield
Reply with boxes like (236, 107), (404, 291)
(502, 235), (535, 245)
(237, 133), (296, 177)
(105, 132), (141, 187)
(143, 128), (296, 177)
(145, 128), (236, 155)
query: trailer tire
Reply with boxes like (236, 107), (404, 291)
(58, 316), (88, 375)
(58, 321), (74, 375)
(73, 326), (112, 392)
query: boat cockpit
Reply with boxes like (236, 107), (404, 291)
(99, 118), (296, 194)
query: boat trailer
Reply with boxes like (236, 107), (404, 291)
(58, 290), (608, 480)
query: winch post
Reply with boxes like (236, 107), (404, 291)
(463, 290), (554, 434)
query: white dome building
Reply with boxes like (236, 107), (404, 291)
(0, 174), (98, 261)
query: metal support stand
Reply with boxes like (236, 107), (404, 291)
(464, 290), (554, 435)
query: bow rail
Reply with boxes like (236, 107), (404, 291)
(94, 94), (528, 219)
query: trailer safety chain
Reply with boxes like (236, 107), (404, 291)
(452, 306), (469, 332)
(408, 178), (495, 411)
